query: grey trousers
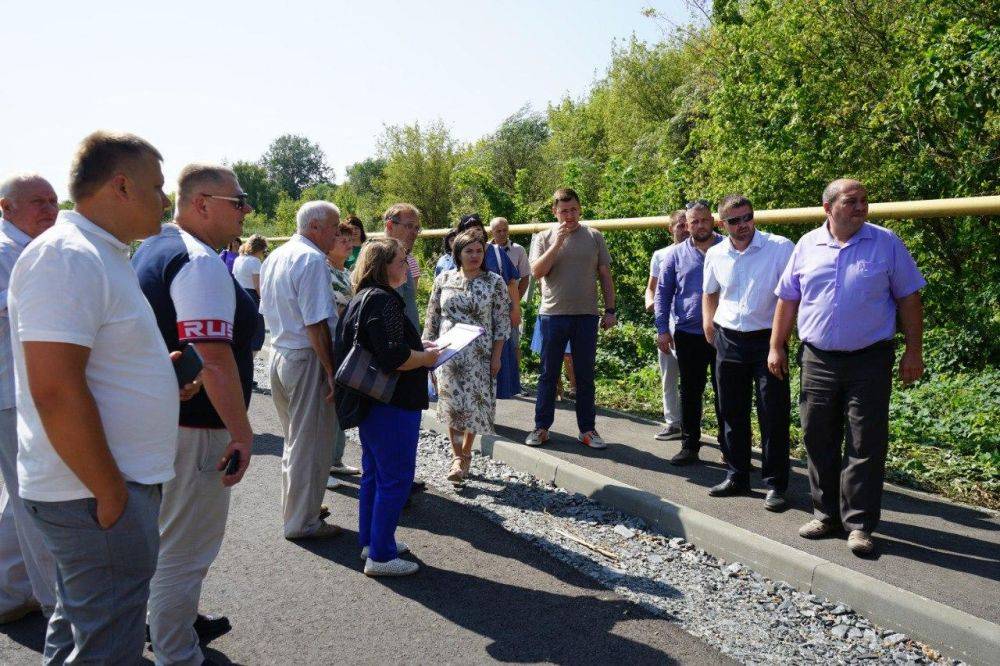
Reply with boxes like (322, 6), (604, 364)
(0, 408), (57, 614)
(148, 428), (231, 666)
(657, 349), (681, 427)
(270, 347), (336, 538)
(799, 342), (894, 532)
(25, 482), (161, 665)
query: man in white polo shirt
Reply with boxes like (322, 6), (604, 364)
(702, 194), (794, 510)
(0, 173), (59, 623)
(260, 200), (341, 539)
(9, 131), (178, 662)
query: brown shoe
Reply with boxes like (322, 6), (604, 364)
(318, 505), (330, 521)
(848, 530), (876, 556)
(798, 519), (840, 539)
(0, 599), (41, 624)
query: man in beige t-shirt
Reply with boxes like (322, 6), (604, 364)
(527, 188), (617, 450)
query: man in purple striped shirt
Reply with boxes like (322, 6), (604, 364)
(769, 179), (925, 557)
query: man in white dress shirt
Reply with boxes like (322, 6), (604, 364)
(259, 201), (342, 539)
(702, 194), (794, 510)
(0, 173), (58, 623)
(10, 131), (179, 663)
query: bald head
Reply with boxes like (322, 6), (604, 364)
(0, 173), (59, 238)
(822, 178), (864, 206)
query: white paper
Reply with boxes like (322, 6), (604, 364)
(431, 323), (485, 368)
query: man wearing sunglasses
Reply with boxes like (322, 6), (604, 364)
(132, 163), (256, 664)
(702, 195), (794, 511)
(771, 179), (925, 556)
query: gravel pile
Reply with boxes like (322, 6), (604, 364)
(253, 360), (960, 665)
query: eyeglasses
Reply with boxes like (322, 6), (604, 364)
(400, 222), (421, 232)
(722, 211), (754, 225)
(685, 199), (711, 210)
(203, 193), (249, 210)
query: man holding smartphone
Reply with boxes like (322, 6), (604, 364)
(133, 163), (256, 665)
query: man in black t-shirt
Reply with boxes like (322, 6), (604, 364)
(132, 163), (255, 665)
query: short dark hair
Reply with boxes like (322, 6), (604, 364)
(346, 214), (367, 242)
(718, 194), (752, 216)
(457, 214), (485, 234)
(442, 229), (458, 254)
(451, 229), (485, 268)
(69, 131), (162, 202)
(552, 187), (580, 207)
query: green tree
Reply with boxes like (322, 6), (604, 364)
(377, 121), (460, 232)
(231, 161), (281, 218)
(260, 134), (334, 199)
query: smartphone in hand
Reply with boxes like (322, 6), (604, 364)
(174, 344), (203, 387)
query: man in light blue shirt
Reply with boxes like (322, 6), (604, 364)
(0, 173), (58, 623)
(702, 195), (794, 509)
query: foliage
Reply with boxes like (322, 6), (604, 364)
(259, 134), (334, 199)
(231, 161), (281, 218)
(377, 121), (460, 237)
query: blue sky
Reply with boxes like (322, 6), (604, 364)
(3, 1), (691, 199)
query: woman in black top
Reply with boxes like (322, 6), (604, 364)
(336, 238), (441, 577)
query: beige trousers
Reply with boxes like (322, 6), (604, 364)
(270, 348), (335, 538)
(147, 427), (231, 666)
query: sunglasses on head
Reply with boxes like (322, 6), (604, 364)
(685, 199), (711, 209)
(722, 211), (754, 225)
(203, 193), (249, 210)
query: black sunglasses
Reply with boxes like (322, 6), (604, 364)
(203, 193), (249, 210)
(685, 199), (711, 210)
(722, 211), (754, 225)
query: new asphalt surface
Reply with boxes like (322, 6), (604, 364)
(0, 390), (730, 665)
(488, 395), (1000, 625)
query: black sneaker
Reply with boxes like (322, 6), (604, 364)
(708, 479), (751, 497)
(655, 426), (682, 441)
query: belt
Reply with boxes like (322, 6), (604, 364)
(803, 339), (894, 357)
(717, 326), (771, 340)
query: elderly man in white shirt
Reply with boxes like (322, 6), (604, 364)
(702, 194), (794, 510)
(259, 201), (342, 539)
(0, 173), (59, 624)
(10, 132), (180, 663)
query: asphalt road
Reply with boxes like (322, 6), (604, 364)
(0, 390), (730, 665)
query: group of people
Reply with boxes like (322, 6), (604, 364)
(0, 127), (926, 664)
(648, 186), (925, 558)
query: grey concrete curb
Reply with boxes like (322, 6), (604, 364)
(422, 417), (999, 665)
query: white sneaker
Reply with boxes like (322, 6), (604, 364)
(525, 429), (549, 447)
(330, 463), (361, 475)
(360, 541), (410, 561)
(578, 431), (607, 449)
(364, 557), (419, 577)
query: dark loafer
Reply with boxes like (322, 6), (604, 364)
(194, 613), (232, 643)
(708, 479), (751, 497)
(764, 490), (788, 512)
(669, 448), (700, 466)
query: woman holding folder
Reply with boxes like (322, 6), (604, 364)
(424, 229), (512, 484)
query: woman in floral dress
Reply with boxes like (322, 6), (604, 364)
(424, 230), (512, 484)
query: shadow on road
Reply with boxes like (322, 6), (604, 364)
(297, 485), (694, 665)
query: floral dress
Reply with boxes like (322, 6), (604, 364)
(423, 269), (512, 433)
(330, 265), (353, 315)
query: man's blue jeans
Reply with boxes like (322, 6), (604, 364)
(535, 314), (599, 433)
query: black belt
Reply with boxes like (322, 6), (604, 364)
(803, 339), (894, 357)
(717, 326), (771, 340)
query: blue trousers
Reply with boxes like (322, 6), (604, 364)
(535, 314), (599, 433)
(358, 403), (420, 562)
